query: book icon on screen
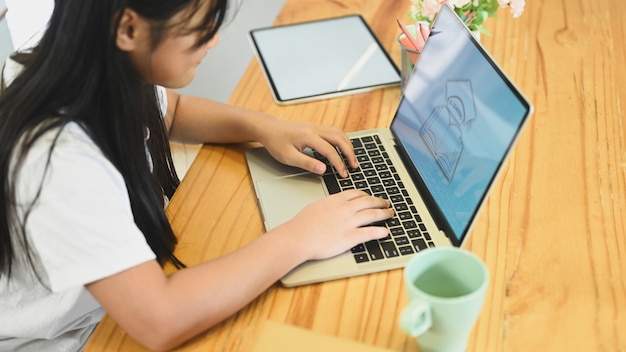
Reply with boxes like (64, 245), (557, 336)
(420, 80), (476, 182)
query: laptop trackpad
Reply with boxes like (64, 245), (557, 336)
(257, 173), (327, 229)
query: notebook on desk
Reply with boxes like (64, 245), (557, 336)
(246, 3), (533, 287)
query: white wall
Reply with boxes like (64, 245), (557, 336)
(176, 0), (284, 102)
(0, 0), (13, 65)
(0, 0), (284, 103)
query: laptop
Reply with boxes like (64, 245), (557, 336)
(246, 3), (533, 287)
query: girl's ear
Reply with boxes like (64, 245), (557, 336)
(116, 8), (144, 52)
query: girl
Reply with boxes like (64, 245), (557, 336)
(0, 0), (393, 351)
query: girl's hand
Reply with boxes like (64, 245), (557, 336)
(274, 190), (394, 261)
(258, 119), (357, 178)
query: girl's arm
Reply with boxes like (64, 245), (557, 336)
(86, 190), (393, 351)
(164, 90), (357, 178)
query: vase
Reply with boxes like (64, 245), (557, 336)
(397, 34), (421, 92)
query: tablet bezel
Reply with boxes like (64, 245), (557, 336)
(248, 15), (401, 105)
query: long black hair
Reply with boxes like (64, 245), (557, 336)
(0, 0), (228, 278)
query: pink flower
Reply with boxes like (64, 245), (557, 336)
(509, 0), (525, 17)
(408, 0), (524, 33)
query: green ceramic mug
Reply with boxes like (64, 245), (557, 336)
(399, 247), (489, 352)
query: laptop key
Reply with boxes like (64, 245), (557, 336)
(398, 211), (413, 220)
(365, 240), (384, 260)
(322, 174), (341, 195)
(394, 236), (410, 246)
(390, 227), (404, 237)
(351, 243), (365, 253)
(339, 179), (353, 188)
(352, 173), (365, 181)
(355, 181), (368, 189)
(375, 165), (389, 173)
(395, 203), (409, 212)
(387, 218), (401, 227)
(382, 179), (396, 187)
(381, 241), (399, 258)
(371, 220), (386, 227)
(387, 187), (400, 194)
(403, 220), (417, 229)
(371, 185), (385, 193)
(390, 194), (403, 203)
(407, 230), (420, 238)
(412, 238), (428, 251)
(354, 253), (369, 263)
(364, 142), (377, 150)
(367, 177), (381, 184)
(399, 246), (414, 255)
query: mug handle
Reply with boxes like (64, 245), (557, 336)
(399, 300), (432, 337)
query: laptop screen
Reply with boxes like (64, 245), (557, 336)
(390, 4), (531, 244)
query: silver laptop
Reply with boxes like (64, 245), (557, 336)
(246, 3), (533, 287)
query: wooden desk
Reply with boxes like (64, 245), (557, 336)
(85, 0), (626, 351)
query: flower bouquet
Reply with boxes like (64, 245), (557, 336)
(409, 0), (525, 35)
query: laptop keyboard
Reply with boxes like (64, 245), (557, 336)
(313, 134), (435, 264)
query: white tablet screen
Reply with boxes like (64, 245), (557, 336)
(249, 15), (401, 104)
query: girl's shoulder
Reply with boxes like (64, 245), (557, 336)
(14, 122), (116, 194)
(24, 121), (101, 157)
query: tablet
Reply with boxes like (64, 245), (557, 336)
(248, 15), (401, 104)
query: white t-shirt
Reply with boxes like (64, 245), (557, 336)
(0, 60), (162, 351)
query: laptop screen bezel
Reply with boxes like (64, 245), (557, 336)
(390, 3), (533, 246)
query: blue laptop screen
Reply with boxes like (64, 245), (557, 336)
(390, 5), (530, 243)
